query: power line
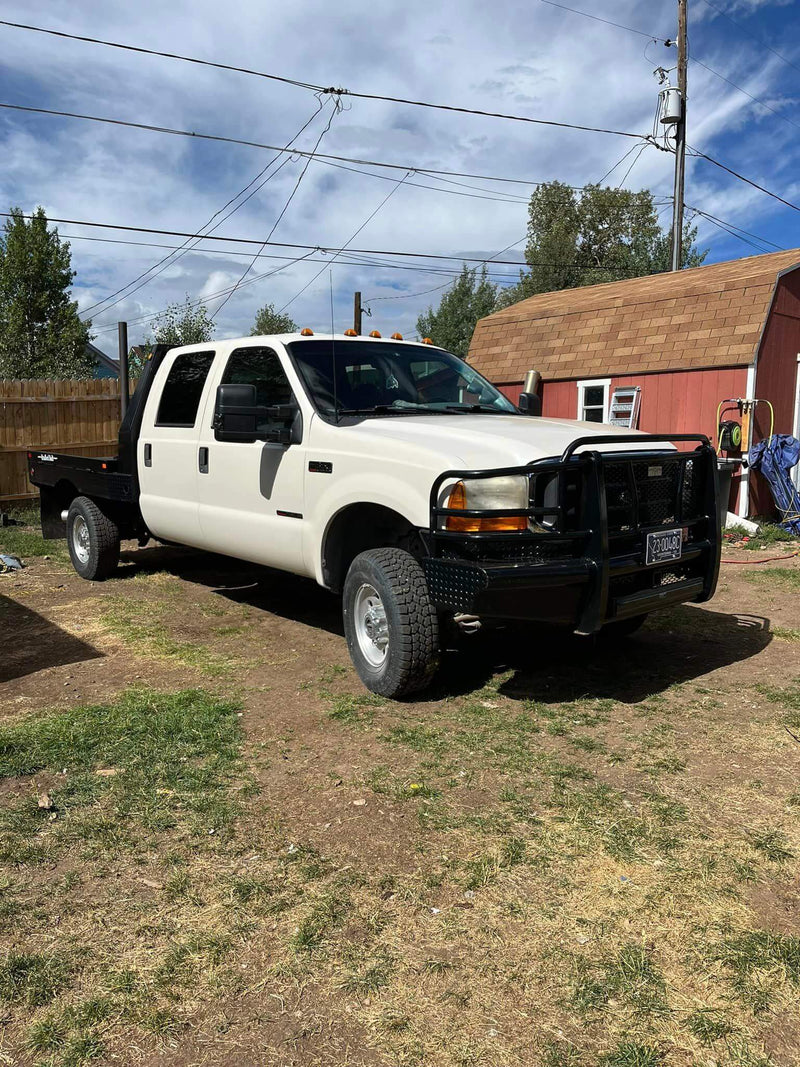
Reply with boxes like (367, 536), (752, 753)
(0, 100), (651, 195)
(0, 210), (547, 265)
(534, 0), (798, 137)
(68, 235), (525, 280)
(690, 56), (800, 134)
(278, 172), (411, 313)
(363, 281), (452, 304)
(0, 19), (645, 137)
(213, 101), (338, 319)
(538, 0), (671, 43)
(686, 205), (784, 252)
(698, 0), (800, 77)
(82, 102), (327, 319)
(0, 19), (323, 92)
(689, 147), (800, 213)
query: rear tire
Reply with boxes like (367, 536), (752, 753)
(67, 496), (120, 581)
(343, 548), (439, 698)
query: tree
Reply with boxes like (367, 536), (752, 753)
(149, 295), (214, 347)
(496, 181), (707, 307)
(130, 296), (216, 376)
(251, 302), (297, 335)
(0, 206), (93, 378)
(416, 265), (498, 358)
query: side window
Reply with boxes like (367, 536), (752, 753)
(156, 352), (215, 427)
(221, 347), (292, 432)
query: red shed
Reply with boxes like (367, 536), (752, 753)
(469, 249), (800, 518)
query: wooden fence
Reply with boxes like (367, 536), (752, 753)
(0, 379), (134, 504)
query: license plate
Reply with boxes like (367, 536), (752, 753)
(645, 528), (682, 565)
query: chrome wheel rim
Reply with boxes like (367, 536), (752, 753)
(354, 583), (389, 668)
(72, 515), (90, 565)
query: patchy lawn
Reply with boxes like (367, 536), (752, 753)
(1, 520), (799, 1066)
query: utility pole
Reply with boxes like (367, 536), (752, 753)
(353, 291), (362, 334)
(671, 0), (687, 272)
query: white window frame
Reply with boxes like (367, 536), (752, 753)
(576, 378), (611, 423)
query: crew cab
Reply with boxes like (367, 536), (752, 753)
(29, 333), (721, 697)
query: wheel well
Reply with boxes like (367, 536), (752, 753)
(322, 504), (424, 592)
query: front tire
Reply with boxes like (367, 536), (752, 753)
(343, 548), (439, 698)
(67, 496), (120, 581)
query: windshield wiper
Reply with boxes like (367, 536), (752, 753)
(443, 404), (517, 414)
(334, 404), (436, 417)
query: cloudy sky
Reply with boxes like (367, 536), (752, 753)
(1, 0), (798, 355)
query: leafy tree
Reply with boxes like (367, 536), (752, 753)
(129, 296), (215, 377)
(496, 181), (707, 307)
(149, 295), (214, 347)
(251, 302), (297, 335)
(0, 206), (93, 378)
(416, 265), (498, 358)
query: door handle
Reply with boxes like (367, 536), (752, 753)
(199, 447), (209, 474)
(144, 443), (152, 467)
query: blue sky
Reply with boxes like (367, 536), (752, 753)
(1, 0), (799, 354)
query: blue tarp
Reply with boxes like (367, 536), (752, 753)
(748, 434), (800, 534)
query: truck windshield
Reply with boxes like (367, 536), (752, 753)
(287, 340), (518, 418)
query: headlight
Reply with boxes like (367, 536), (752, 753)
(445, 475), (529, 532)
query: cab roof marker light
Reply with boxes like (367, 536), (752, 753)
(422, 337), (434, 345)
(344, 328), (358, 336)
(369, 330), (382, 338)
(300, 327), (314, 336)
(391, 332), (403, 340)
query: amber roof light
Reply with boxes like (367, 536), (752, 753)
(300, 327), (314, 336)
(344, 328), (357, 336)
(391, 332), (403, 340)
(422, 337), (434, 345)
(369, 330), (382, 338)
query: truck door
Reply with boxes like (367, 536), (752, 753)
(196, 345), (308, 575)
(138, 348), (216, 546)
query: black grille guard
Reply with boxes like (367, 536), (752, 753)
(428, 434), (721, 633)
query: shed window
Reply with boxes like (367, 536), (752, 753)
(577, 378), (611, 423)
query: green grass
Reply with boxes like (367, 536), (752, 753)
(598, 1043), (663, 1066)
(99, 597), (235, 677)
(0, 688), (244, 862)
(737, 522), (797, 551)
(745, 567), (800, 590)
(708, 930), (800, 1012)
(686, 1007), (736, 1044)
(0, 951), (72, 1007)
(572, 945), (667, 1018)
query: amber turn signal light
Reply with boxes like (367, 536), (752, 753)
(445, 481), (528, 533)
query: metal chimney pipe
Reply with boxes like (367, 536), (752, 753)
(118, 321), (129, 419)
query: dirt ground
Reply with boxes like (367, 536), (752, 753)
(1, 531), (799, 1067)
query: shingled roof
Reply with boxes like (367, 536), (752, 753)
(469, 248), (800, 383)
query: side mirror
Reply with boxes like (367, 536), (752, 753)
(518, 392), (541, 416)
(213, 383), (301, 444)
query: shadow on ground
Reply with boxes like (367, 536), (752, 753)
(120, 545), (772, 705)
(0, 595), (103, 683)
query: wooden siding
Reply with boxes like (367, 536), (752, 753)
(499, 365), (749, 511)
(0, 379), (134, 504)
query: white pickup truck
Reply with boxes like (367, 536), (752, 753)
(30, 332), (720, 697)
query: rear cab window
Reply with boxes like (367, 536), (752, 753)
(156, 351), (216, 427)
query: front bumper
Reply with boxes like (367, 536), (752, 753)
(422, 434), (721, 633)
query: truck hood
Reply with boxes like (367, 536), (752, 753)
(340, 414), (671, 469)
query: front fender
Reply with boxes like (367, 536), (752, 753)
(308, 471), (430, 586)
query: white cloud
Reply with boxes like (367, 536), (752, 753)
(0, 0), (797, 350)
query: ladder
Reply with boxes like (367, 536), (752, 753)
(608, 385), (641, 428)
